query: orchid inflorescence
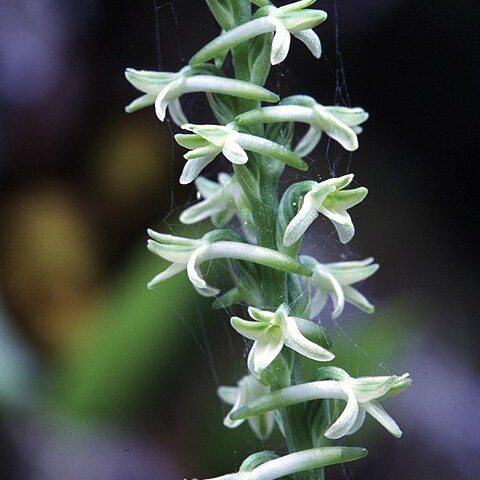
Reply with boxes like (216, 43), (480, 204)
(125, 1), (410, 478)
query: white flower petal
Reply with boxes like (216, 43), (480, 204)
(343, 285), (375, 314)
(293, 29), (321, 58)
(313, 270), (345, 318)
(223, 133), (249, 164)
(147, 262), (187, 289)
(186, 245), (220, 297)
(284, 316), (334, 362)
(313, 107), (359, 151)
(125, 93), (156, 113)
(169, 98), (188, 126)
(270, 18), (291, 65)
(346, 407), (366, 436)
(179, 155), (216, 185)
(363, 401), (402, 438)
(217, 386), (239, 405)
(309, 288), (328, 318)
(154, 84), (174, 121)
(324, 388), (359, 439)
(283, 197), (319, 247)
(250, 330), (285, 375)
(231, 317), (270, 342)
(294, 126), (322, 158)
(248, 411), (275, 441)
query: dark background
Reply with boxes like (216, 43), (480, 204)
(0, 1), (478, 479)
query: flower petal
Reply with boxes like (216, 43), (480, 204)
(125, 93), (156, 113)
(317, 205), (354, 244)
(312, 269), (345, 318)
(343, 285), (375, 314)
(284, 316), (334, 362)
(270, 18), (291, 65)
(147, 262), (187, 289)
(283, 196), (319, 247)
(217, 386), (239, 405)
(313, 107), (359, 151)
(363, 401), (402, 438)
(248, 307), (276, 323)
(179, 155), (217, 185)
(293, 29), (322, 58)
(324, 388), (359, 439)
(346, 407), (366, 436)
(248, 412), (275, 441)
(333, 187), (368, 210)
(186, 245), (220, 296)
(309, 288), (328, 318)
(169, 98), (188, 126)
(223, 133), (249, 164)
(294, 126), (322, 158)
(249, 329), (285, 375)
(231, 317), (269, 342)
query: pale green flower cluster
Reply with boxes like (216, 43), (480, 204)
(125, 1), (410, 479)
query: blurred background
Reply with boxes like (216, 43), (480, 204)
(0, 0), (478, 479)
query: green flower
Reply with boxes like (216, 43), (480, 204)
(147, 230), (310, 297)
(125, 66), (278, 125)
(283, 174), (367, 246)
(176, 123), (307, 184)
(230, 367), (411, 440)
(190, 0), (327, 66)
(301, 256), (379, 318)
(218, 374), (274, 440)
(236, 95), (368, 155)
(231, 304), (334, 377)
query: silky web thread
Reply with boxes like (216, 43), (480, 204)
(150, 1), (391, 477)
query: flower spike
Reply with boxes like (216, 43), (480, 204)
(218, 374), (274, 440)
(190, 1), (327, 67)
(125, 66), (278, 125)
(231, 304), (334, 377)
(301, 256), (379, 318)
(176, 123), (307, 184)
(283, 174), (368, 246)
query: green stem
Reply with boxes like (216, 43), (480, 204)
(273, 355), (323, 480)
